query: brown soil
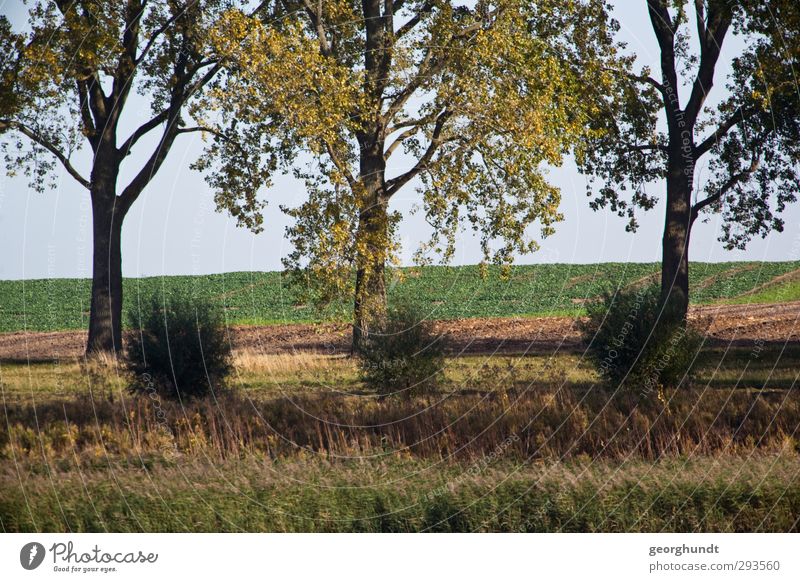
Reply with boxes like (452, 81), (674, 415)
(1, 301), (798, 362)
(688, 301), (800, 345)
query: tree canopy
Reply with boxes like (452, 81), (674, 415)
(0, 0), (246, 353)
(196, 0), (632, 344)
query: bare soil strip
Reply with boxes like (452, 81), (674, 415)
(0, 301), (797, 361)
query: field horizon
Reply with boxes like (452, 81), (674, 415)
(2, 260), (800, 333)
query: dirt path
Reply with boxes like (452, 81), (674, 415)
(1, 301), (798, 362)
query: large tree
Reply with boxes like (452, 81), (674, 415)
(197, 0), (629, 350)
(0, 1), (255, 354)
(578, 0), (800, 319)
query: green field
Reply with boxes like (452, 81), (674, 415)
(2, 261), (799, 332)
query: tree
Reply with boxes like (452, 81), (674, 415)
(197, 0), (629, 350)
(578, 0), (800, 320)
(0, 1), (254, 355)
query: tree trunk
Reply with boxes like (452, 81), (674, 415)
(86, 165), (126, 356)
(352, 197), (389, 353)
(352, 147), (389, 353)
(660, 151), (693, 321)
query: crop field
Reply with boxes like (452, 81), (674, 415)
(1, 261), (799, 332)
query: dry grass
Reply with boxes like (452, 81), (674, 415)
(2, 348), (799, 466)
(3, 347), (800, 532)
(232, 350), (347, 375)
(3, 379), (799, 465)
(232, 350), (355, 391)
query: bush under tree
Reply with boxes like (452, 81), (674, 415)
(581, 286), (703, 397)
(126, 292), (232, 400)
(358, 303), (446, 398)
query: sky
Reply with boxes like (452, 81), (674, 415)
(0, 0), (799, 281)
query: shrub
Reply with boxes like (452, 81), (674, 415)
(581, 286), (703, 395)
(358, 303), (446, 398)
(126, 292), (232, 400)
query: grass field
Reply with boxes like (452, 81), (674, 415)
(2, 261), (800, 332)
(2, 345), (799, 532)
(4, 455), (798, 532)
(3, 261), (799, 532)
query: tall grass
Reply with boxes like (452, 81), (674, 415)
(3, 383), (798, 464)
(3, 348), (799, 533)
(2, 455), (798, 532)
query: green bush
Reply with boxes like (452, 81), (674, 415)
(126, 292), (232, 400)
(581, 286), (703, 395)
(358, 303), (446, 398)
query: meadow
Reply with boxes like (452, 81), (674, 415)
(2, 344), (799, 532)
(2, 261), (800, 332)
(4, 455), (798, 532)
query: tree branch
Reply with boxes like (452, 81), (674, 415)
(118, 58), (220, 157)
(385, 108), (451, 197)
(627, 143), (668, 153)
(112, 0), (144, 113)
(693, 0), (707, 47)
(84, 71), (110, 124)
(684, 5), (731, 126)
(300, 0), (332, 56)
(395, 0), (434, 39)
(0, 119), (90, 188)
(647, 0), (679, 108)
(118, 114), (182, 213)
(383, 11), (494, 125)
(175, 125), (258, 158)
(176, 125), (228, 138)
(75, 79), (99, 149)
(691, 151), (761, 221)
(127, 0), (268, 151)
(118, 41), (194, 210)
(182, 61), (223, 102)
(116, 0), (273, 209)
(628, 71), (666, 96)
(383, 48), (438, 122)
(118, 109), (171, 156)
(134, 1), (188, 66)
(384, 125), (419, 160)
(694, 106), (754, 158)
(323, 138), (357, 190)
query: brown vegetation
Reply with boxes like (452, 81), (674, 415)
(4, 380), (798, 464)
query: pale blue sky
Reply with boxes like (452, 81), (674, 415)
(1, 0), (798, 280)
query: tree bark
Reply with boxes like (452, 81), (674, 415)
(648, 0), (732, 324)
(86, 157), (126, 356)
(352, 145), (389, 353)
(352, 211), (388, 352)
(660, 146), (694, 321)
(351, 0), (392, 352)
